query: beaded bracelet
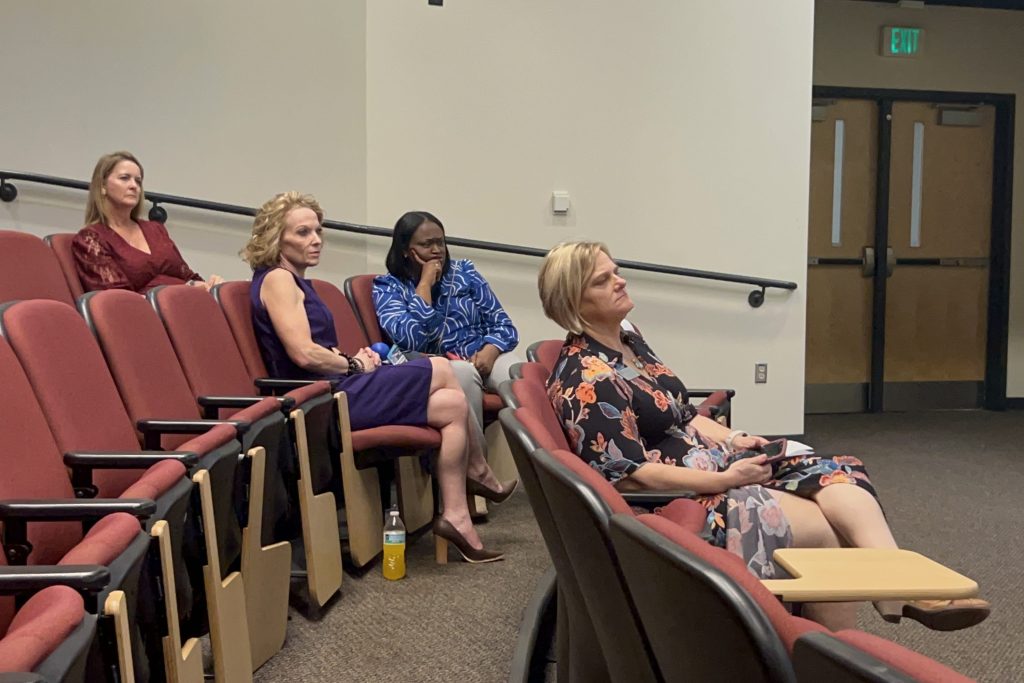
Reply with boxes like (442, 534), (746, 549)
(336, 351), (364, 376)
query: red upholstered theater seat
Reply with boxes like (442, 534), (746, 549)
(0, 584), (85, 675)
(43, 233), (86, 300)
(525, 339), (563, 375)
(342, 274), (385, 345)
(0, 299), (246, 675)
(496, 406), (609, 682)
(609, 512), (822, 682)
(0, 299), (191, 501)
(312, 279), (378, 355)
(81, 288), (288, 536)
(794, 630), (975, 683)
(0, 230), (76, 305)
(531, 447), (667, 683)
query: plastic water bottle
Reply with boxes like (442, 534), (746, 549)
(383, 506), (406, 580)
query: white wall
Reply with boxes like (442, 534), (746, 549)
(0, 0), (371, 283)
(365, 0), (815, 434)
(2, 0), (816, 434)
(813, 0), (1024, 396)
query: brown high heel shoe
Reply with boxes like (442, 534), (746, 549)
(881, 598), (991, 631)
(433, 517), (504, 564)
(466, 477), (519, 504)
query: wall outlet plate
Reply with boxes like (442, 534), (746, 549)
(755, 363), (768, 384)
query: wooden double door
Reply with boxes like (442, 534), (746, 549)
(805, 94), (1003, 413)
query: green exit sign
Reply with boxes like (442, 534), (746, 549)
(881, 26), (924, 57)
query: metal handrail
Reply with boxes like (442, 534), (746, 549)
(0, 170), (797, 307)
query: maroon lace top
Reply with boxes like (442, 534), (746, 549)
(72, 220), (203, 294)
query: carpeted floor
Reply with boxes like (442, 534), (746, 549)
(255, 411), (1024, 682)
(806, 411), (1024, 683)
(253, 491), (549, 683)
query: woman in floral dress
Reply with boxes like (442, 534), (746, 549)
(537, 241), (989, 632)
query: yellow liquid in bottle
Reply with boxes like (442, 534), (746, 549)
(383, 541), (406, 580)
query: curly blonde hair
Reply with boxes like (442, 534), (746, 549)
(537, 241), (611, 335)
(84, 151), (145, 226)
(241, 191), (325, 269)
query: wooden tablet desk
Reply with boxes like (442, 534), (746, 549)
(760, 548), (979, 603)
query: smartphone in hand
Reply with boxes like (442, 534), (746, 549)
(731, 439), (788, 464)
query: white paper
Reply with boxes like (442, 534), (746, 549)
(785, 440), (815, 457)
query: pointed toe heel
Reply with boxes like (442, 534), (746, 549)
(432, 518), (504, 564)
(466, 478), (519, 504)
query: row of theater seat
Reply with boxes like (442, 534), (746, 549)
(0, 229), (496, 681)
(498, 360), (974, 683)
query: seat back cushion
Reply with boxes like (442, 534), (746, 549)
(1, 300), (141, 497)
(312, 279), (371, 354)
(44, 233), (86, 300)
(344, 274), (384, 344)
(0, 231), (75, 305)
(214, 281), (270, 380)
(149, 285), (254, 397)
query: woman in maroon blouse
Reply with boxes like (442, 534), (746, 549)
(72, 151), (224, 294)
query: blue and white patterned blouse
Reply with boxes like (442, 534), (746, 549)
(372, 259), (519, 358)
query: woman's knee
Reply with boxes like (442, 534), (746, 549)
(429, 357), (460, 390)
(428, 387), (469, 425)
(770, 491), (842, 549)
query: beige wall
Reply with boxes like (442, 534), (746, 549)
(814, 0), (1024, 396)
(0, 0), (371, 283)
(365, 0), (815, 434)
(2, 0), (817, 434)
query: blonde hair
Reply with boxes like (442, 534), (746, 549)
(241, 191), (325, 269)
(84, 151), (145, 225)
(537, 241), (612, 335)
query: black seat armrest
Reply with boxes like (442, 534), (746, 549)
(197, 394), (297, 419)
(0, 499), (154, 566)
(137, 418), (251, 449)
(621, 491), (698, 508)
(0, 564), (110, 597)
(0, 498), (157, 522)
(254, 377), (317, 396)
(64, 451), (199, 469)
(687, 388), (736, 399)
(63, 451), (197, 498)
(0, 673), (47, 683)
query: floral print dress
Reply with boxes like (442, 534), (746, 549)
(547, 332), (879, 579)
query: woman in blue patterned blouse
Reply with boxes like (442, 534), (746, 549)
(373, 212), (524, 454)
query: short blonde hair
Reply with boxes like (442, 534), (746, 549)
(84, 151), (145, 225)
(538, 241), (611, 335)
(241, 191), (325, 270)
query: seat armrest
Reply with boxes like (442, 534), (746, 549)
(0, 564), (110, 597)
(0, 499), (153, 566)
(0, 674), (47, 683)
(687, 388), (736, 399)
(0, 498), (157, 522)
(197, 394), (296, 419)
(63, 451), (197, 498)
(137, 418), (250, 449)
(254, 377), (317, 396)
(64, 451), (199, 469)
(621, 491), (698, 507)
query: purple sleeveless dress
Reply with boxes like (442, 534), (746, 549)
(250, 267), (431, 430)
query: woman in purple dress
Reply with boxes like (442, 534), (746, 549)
(242, 191), (513, 563)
